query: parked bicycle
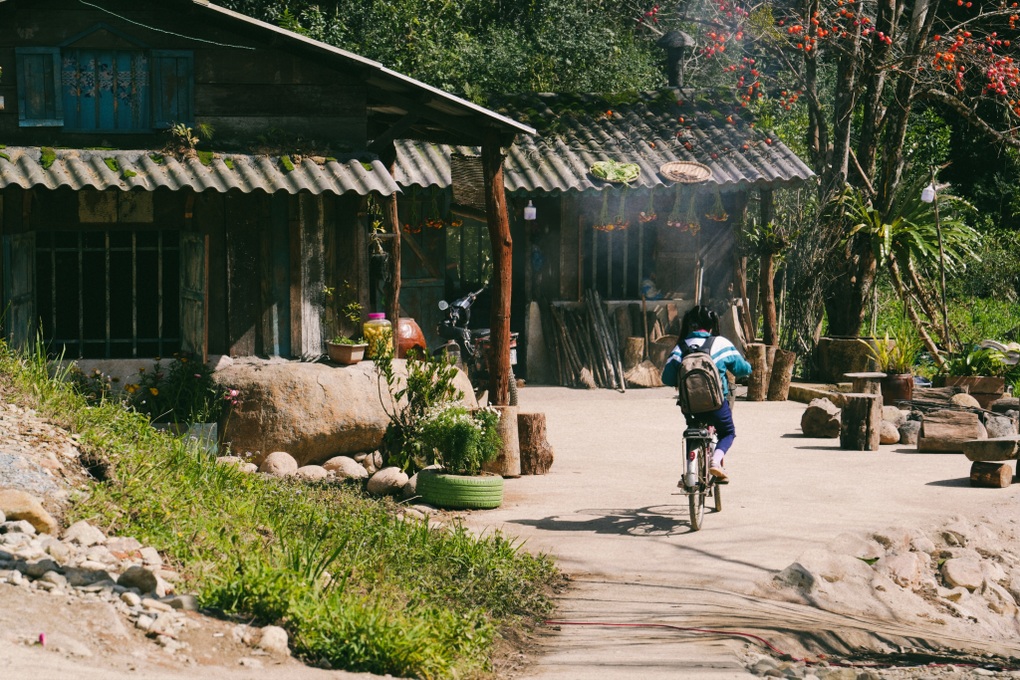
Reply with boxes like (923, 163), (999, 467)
(677, 421), (722, 531)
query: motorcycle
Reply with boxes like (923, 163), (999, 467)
(433, 287), (519, 405)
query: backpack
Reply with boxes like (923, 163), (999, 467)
(676, 337), (725, 415)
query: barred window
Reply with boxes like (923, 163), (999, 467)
(36, 229), (180, 359)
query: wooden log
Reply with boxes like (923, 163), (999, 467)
(746, 343), (770, 401)
(767, 349), (797, 401)
(912, 386), (966, 403)
(844, 371), (886, 396)
(623, 337), (645, 371)
(519, 412), (554, 475)
(482, 405), (521, 477)
(969, 461), (1014, 488)
(917, 410), (987, 452)
(839, 392), (882, 451)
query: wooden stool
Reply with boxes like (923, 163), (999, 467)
(843, 371), (886, 396)
(839, 392), (882, 451)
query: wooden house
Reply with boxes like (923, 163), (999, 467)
(0, 0), (530, 369)
(393, 91), (815, 384)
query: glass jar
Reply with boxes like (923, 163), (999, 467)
(363, 313), (393, 358)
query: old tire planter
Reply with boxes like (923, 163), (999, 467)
(417, 470), (504, 509)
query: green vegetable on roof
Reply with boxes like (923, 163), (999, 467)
(590, 160), (640, 183)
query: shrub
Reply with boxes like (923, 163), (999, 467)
(125, 353), (228, 424)
(417, 404), (501, 475)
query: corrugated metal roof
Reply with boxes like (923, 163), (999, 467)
(0, 147), (400, 195)
(394, 90), (815, 193)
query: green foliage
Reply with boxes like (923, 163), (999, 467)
(66, 366), (120, 406)
(0, 340), (556, 679)
(40, 147), (56, 169)
(944, 346), (1010, 378)
(323, 282), (364, 343)
(126, 354), (230, 424)
(374, 349), (465, 474)
(417, 404), (501, 475)
(861, 326), (923, 374)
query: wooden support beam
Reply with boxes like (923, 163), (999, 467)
(482, 128), (512, 405)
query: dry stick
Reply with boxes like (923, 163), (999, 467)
(597, 291), (626, 391)
(557, 308), (583, 386)
(589, 290), (619, 390)
(549, 306), (573, 386)
(585, 293), (614, 388)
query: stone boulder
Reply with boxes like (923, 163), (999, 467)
(982, 413), (1017, 438)
(366, 467), (409, 497)
(950, 393), (982, 409)
(293, 465), (328, 481)
(0, 489), (58, 535)
(322, 456), (369, 481)
(215, 358), (476, 467)
(879, 420), (900, 445)
(259, 451), (298, 477)
(801, 398), (841, 438)
(882, 406), (907, 428)
(899, 419), (921, 445)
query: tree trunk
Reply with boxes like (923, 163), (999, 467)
(767, 349), (797, 401)
(746, 343), (772, 401)
(758, 188), (779, 346)
(969, 461), (1014, 488)
(839, 393), (882, 451)
(482, 405), (520, 477)
(482, 131), (512, 405)
(518, 412), (554, 475)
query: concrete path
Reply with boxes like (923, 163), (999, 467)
(460, 387), (1020, 679)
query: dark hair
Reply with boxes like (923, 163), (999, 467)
(680, 305), (719, 338)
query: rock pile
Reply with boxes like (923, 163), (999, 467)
(0, 510), (291, 660)
(217, 449), (416, 499)
(761, 515), (1020, 655)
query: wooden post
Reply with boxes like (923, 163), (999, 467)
(482, 130), (512, 405)
(746, 343), (770, 401)
(918, 410), (987, 453)
(383, 158), (402, 331)
(969, 461), (1014, 488)
(482, 405), (521, 477)
(519, 412), (554, 475)
(839, 392), (882, 451)
(767, 349), (797, 401)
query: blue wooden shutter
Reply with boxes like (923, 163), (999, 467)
(62, 49), (150, 132)
(15, 47), (63, 127)
(151, 51), (194, 128)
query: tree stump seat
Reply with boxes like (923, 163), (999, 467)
(963, 436), (1020, 462)
(843, 372), (887, 396)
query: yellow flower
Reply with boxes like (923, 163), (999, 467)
(125, 384), (138, 394)
(149, 387), (159, 396)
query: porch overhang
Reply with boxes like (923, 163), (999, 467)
(0, 147), (400, 195)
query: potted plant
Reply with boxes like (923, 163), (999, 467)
(323, 282), (367, 364)
(939, 345), (1010, 408)
(861, 328), (922, 405)
(375, 349), (504, 509)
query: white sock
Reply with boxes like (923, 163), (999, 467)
(712, 451), (725, 468)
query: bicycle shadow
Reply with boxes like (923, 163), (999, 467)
(510, 504), (717, 537)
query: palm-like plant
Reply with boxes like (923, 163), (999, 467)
(843, 173), (980, 365)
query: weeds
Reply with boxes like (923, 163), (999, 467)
(0, 340), (556, 679)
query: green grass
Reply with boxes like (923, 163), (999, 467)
(0, 342), (557, 679)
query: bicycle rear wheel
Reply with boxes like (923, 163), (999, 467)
(688, 445), (706, 531)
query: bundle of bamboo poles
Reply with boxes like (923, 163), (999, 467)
(541, 290), (627, 391)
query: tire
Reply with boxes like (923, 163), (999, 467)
(416, 470), (504, 509)
(688, 447), (706, 531)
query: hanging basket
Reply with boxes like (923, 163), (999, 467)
(659, 161), (713, 184)
(450, 153), (487, 210)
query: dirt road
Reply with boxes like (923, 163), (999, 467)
(459, 386), (1020, 679)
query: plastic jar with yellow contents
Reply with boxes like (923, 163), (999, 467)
(363, 313), (393, 358)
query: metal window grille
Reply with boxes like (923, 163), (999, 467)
(36, 229), (180, 358)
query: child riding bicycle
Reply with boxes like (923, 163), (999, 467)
(661, 305), (752, 482)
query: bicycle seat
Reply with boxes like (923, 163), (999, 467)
(683, 427), (711, 439)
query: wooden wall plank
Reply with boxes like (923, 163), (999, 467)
(195, 192), (227, 354)
(559, 193), (580, 301)
(225, 191), (259, 356)
(295, 194), (325, 359)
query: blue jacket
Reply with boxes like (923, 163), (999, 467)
(661, 331), (753, 396)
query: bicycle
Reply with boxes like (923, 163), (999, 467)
(677, 421), (722, 531)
